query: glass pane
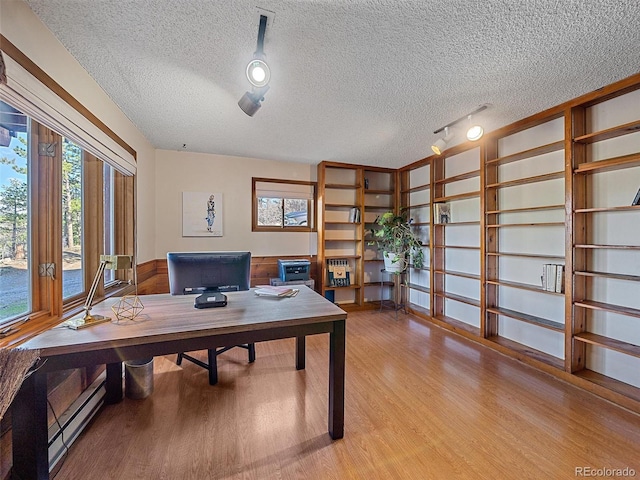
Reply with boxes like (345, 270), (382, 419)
(0, 103), (30, 322)
(257, 197), (283, 226)
(62, 138), (83, 299)
(103, 163), (114, 283)
(284, 198), (308, 226)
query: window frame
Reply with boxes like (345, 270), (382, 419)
(252, 177), (317, 232)
(0, 112), (135, 344)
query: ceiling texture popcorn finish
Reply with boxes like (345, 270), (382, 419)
(24, 0), (640, 168)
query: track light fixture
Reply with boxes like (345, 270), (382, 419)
(431, 104), (489, 155)
(239, 14), (271, 116)
(431, 127), (454, 155)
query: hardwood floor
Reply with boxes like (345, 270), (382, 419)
(52, 310), (640, 479)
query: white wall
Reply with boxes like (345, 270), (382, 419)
(154, 149), (317, 258)
(0, 0), (157, 263)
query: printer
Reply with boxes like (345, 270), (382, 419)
(278, 259), (311, 281)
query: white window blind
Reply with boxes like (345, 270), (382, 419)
(255, 181), (314, 200)
(0, 54), (136, 175)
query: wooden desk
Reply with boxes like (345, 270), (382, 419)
(11, 288), (347, 480)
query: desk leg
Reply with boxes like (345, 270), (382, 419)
(105, 362), (123, 404)
(328, 319), (345, 439)
(12, 372), (50, 480)
(295, 336), (306, 370)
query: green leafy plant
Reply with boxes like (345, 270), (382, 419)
(370, 210), (424, 271)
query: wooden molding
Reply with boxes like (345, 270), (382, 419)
(0, 34), (136, 159)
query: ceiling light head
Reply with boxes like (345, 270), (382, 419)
(466, 124), (484, 141)
(246, 58), (270, 88)
(431, 127), (454, 156)
(238, 85), (270, 116)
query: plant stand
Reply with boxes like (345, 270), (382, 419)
(379, 269), (407, 318)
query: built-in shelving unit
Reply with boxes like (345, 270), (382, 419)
(484, 114), (567, 368)
(569, 85), (640, 401)
(400, 162), (431, 311)
(317, 73), (640, 412)
(318, 162), (396, 309)
(362, 168), (397, 307)
(431, 147), (482, 335)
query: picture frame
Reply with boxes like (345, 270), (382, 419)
(182, 192), (223, 236)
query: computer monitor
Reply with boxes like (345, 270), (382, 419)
(166, 251), (251, 295)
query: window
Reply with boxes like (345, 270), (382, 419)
(252, 178), (316, 232)
(103, 163), (115, 284)
(0, 103), (30, 323)
(61, 137), (84, 299)
(0, 98), (135, 334)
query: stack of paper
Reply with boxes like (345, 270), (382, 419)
(254, 285), (299, 297)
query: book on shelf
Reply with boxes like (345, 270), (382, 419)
(327, 258), (351, 287)
(541, 264), (564, 293)
(632, 187), (640, 206)
(433, 203), (450, 224)
(348, 207), (361, 223)
(555, 265), (564, 293)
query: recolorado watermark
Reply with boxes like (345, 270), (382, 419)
(576, 466), (636, 477)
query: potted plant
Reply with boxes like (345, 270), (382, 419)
(370, 210), (425, 273)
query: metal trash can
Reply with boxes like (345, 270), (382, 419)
(124, 358), (154, 399)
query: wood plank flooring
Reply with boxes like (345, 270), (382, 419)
(51, 310), (640, 479)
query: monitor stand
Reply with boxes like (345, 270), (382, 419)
(194, 291), (227, 309)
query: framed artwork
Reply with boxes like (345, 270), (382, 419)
(182, 192), (223, 236)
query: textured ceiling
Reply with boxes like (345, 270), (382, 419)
(24, 0), (640, 168)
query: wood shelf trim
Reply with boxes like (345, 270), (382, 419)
(575, 205), (640, 213)
(407, 283), (430, 294)
(574, 332), (640, 358)
(434, 269), (481, 280)
(574, 244), (640, 250)
(325, 203), (359, 208)
(434, 291), (481, 307)
(486, 279), (563, 295)
(433, 169), (481, 185)
(574, 270), (640, 282)
(433, 314), (481, 336)
(486, 222), (565, 228)
(364, 189), (393, 195)
(323, 284), (361, 290)
(574, 299), (640, 319)
(486, 204), (565, 214)
(486, 141), (564, 166)
(401, 184), (430, 194)
(433, 191), (481, 202)
(325, 183), (361, 189)
(487, 251), (565, 260)
(364, 258), (384, 263)
(434, 220), (480, 226)
(573, 119), (640, 144)
(487, 335), (564, 369)
(487, 306), (564, 331)
(574, 152), (640, 174)
(324, 238), (362, 242)
(325, 221), (361, 225)
(433, 245), (481, 251)
(363, 281), (394, 287)
(324, 255), (362, 259)
(407, 202), (430, 209)
(486, 170), (564, 189)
